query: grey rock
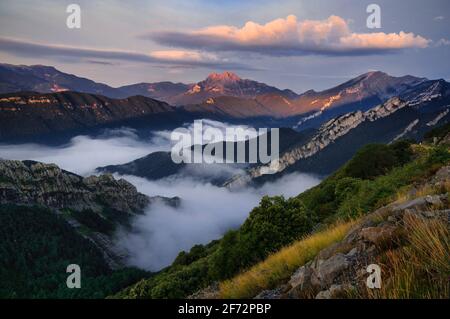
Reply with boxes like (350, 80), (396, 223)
(315, 284), (354, 299)
(286, 265), (318, 298)
(254, 287), (284, 299)
(0, 160), (149, 214)
(314, 254), (351, 287)
(359, 224), (399, 247)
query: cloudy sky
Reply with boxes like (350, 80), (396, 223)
(0, 0), (449, 92)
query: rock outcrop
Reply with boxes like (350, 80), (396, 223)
(225, 79), (450, 188)
(255, 166), (449, 299)
(225, 97), (409, 188)
(0, 159), (154, 269)
(0, 159), (149, 214)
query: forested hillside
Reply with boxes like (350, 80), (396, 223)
(114, 127), (450, 298)
(0, 205), (149, 298)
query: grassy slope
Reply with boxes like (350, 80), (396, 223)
(116, 137), (450, 298)
(219, 221), (356, 298)
(219, 178), (450, 299)
(368, 215), (449, 299)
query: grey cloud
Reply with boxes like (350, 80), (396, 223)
(0, 37), (255, 70)
(148, 31), (423, 57)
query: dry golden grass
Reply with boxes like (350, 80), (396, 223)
(218, 221), (356, 299)
(394, 179), (450, 205)
(367, 215), (449, 299)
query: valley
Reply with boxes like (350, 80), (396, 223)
(0, 63), (449, 299)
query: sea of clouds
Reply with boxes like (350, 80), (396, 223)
(0, 120), (320, 271)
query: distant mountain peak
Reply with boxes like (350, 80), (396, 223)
(206, 71), (241, 82)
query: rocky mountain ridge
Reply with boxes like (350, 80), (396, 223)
(169, 71), (298, 105)
(224, 80), (450, 188)
(183, 71), (427, 120)
(0, 63), (123, 98)
(0, 159), (179, 268)
(0, 159), (149, 213)
(1, 63), (428, 119)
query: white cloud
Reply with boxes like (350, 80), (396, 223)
(117, 171), (320, 270)
(149, 50), (221, 62)
(0, 123), (321, 271)
(0, 128), (169, 175)
(149, 15), (430, 56)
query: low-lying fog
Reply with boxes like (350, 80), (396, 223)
(0, 121), (321, 271)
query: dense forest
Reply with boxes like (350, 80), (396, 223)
(0, 205), (149, 298)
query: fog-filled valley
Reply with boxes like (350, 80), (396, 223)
(0, 121), (320, 271)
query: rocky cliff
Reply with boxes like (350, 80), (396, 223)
(0, 160), (149, 214)
(225, 80), (450, 188)
(0, 159), (155, 268)
(224, 97), (409, 188)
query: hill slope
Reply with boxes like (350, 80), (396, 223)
(225, 79), (450, 187)
(0, 91), (175, 141)
(113, 132), (450, 299)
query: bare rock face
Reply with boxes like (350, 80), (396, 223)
(0, 159), (152, 269)
(315, 284), (355, 299)
(285, 264), (317, 298)
(225, 97), (409, 188)
(0, 159), (149, 214)
(359, 224), (400, 247)
(313, 254), (351, 287)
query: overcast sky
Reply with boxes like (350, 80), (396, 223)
(0, 0), (449, 93)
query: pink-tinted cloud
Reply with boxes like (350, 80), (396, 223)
(148, 15), (430, 56)
(149, 50), (221, 62)
(0, 37), (254, 70)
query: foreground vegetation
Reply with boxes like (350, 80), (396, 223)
(220, 175), (450, 299)
(116, 137), (450, 298)
(219, 221), (356, 299)
(368, 215), (449, 299)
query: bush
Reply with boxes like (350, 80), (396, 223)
(342, 144), (400, 179)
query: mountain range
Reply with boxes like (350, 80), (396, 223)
(0, 63), (427, 117)
(0, 63), (444, 143)
(1, 62), (449, 300)
(99, 78), (450, 186)
(1, 62), (450, 185)
(0, 64), (296, 105)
